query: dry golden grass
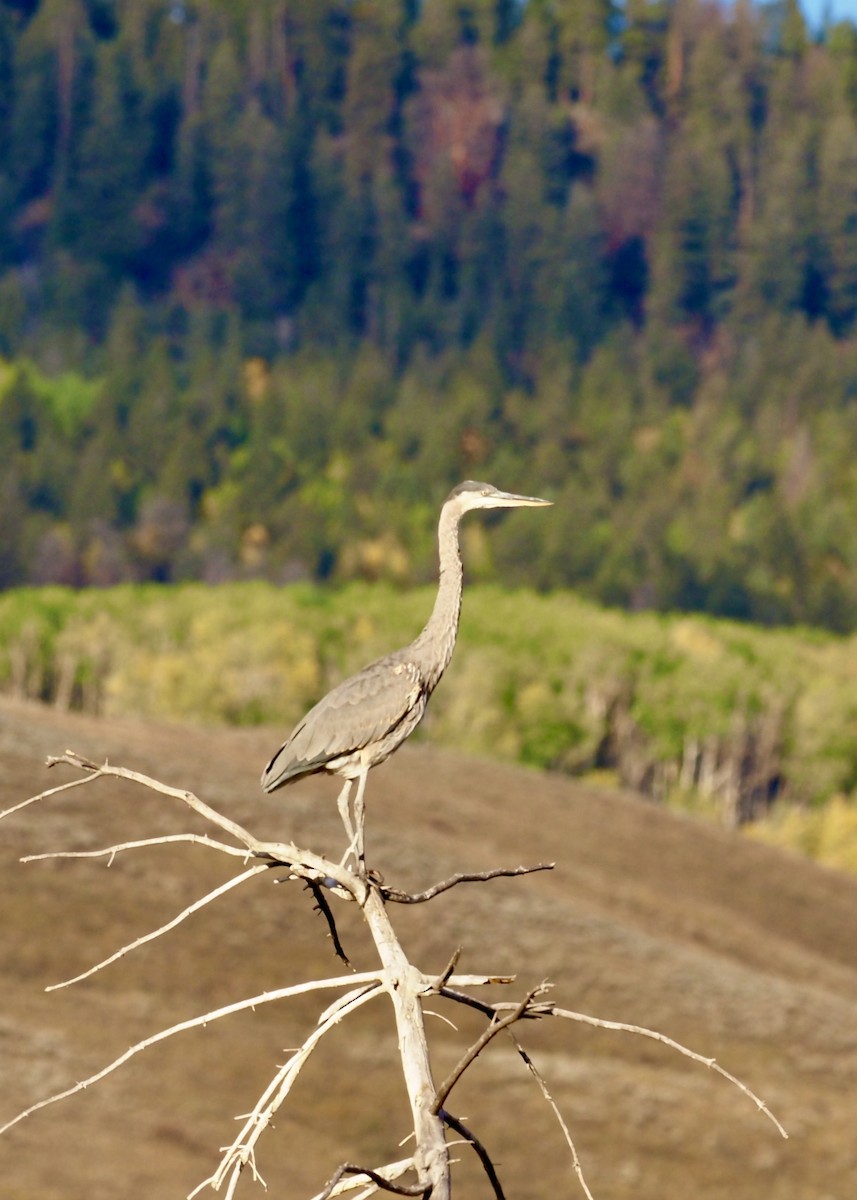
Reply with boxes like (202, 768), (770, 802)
(1, 694), (856, 1199)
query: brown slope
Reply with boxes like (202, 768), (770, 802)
(0, 695), (855, 1200)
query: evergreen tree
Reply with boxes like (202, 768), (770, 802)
(0, 7), (16, 264)
(744, 123), (813, 313)
(648, 128), (735, 329)
(8, 2), (57, 216)
(552, 0), (620, 102)
(61, 41), (149, 273)
(341, 1), (403, 196)
(817, 112), (857, 333)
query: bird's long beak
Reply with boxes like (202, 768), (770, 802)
(491, 490), (553, 508)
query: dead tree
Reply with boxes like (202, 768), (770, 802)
(0, 752), (786, 1199)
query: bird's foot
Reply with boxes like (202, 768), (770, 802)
(338, 842), (368, 881)
(339, 837), (361, 872)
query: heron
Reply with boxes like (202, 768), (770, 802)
(260, 481), (552, 869)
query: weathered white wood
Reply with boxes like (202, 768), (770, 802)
(360, 883), (451, 1198)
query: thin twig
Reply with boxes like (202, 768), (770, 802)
(552, 1007), (788, 1139)
(46, 751), (100, 770)
(440, 975), (516, 991)
(305, 880), (352, 967)
(506, 1033), (595, 1200)
(434, 988), (596, 1195)
(0, 972), (382, 1138)
(432, 984), (550, 1113)
(437, 987), (495, 1018)
(382, 864), (555, 904)
(0, 767), (104, 821)
(438, 985), (535, 1018)
(423, 1009), (458, 1031)
(22, 832), (253, 863)
(429, 947), (463, 991)
(46, 864), (270, 991)
(439, 1110), (505, 1200)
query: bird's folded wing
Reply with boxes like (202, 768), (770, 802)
(297, 658), (425, 760)
(263, 658), (426, 788)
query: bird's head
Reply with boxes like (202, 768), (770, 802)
(445, 480), (553, 514)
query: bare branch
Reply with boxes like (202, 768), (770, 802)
(316, 1163), (426, 1200)
(428, 947), (462, 991)
(0, 767), (103, 822)
(23, 750), (368, 902)
(46, 864), (270, 991)
(441, 975), (516, 990)
(437, 987), (495, 1018)
(436, 987), (786, 1142)
(382, 864), (555, 904)
(359, 883), (451, 1197)
(552, 1006), (788, 1139)
(305, 880), (352, 966)
(423, 1009), (458, 1031)
(22, 832), (253, 863)
(438, 985), (532, 1018)
(308, 1159), (416, 1200)
(439, 1111), (505, 1200)
(431, 984), (551, 1113)
(505, 1033), (595, 1200)
(43, 751), (268, 851)
(46, 751), (100, 770)
(0, 973), (382, 1139)
(192, 984), (384, 1200)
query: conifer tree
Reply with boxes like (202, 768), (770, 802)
(817, 111), (857, 333)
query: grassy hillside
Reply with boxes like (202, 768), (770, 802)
(1, 582), (857, 871)
(0, 697), (855, 1199)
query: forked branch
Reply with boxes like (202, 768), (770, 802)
(308, 1158), (417, 1200)
(190, 983), (386, 1200)
(32, 751), (365, 901)
(316, 1163), (426, 1199)
(436, 989), (788, 1141)
(0, 974), (383, 1140)
(432, 984), (551, 1113)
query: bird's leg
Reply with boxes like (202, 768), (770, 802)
(351, 764), (369, 875)
(337, 766), (369, 873)
(336, 779), (355, 866)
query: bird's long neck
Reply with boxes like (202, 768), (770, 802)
(410, 501), (464, 692)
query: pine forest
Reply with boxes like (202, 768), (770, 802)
(6, 0), (857, 859)
(1, 0), (857, 630)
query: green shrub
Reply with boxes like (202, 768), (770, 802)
(3, 582), (857, 872)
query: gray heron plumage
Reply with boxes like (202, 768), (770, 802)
(261, 480), (552, 867)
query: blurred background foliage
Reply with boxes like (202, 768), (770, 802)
(3, 0), (857, 869)
(2, 0), (857, 630)
(2, 580), (857, 871)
